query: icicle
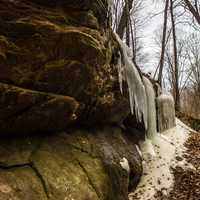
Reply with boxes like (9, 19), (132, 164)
(114, 33), (148, 130)
(143, 77), (157, 139)
(135, 144), (143, 158)
(107, 0), (113, 7)
(116, 52), (123, 94)
(120, 157), (130, 173)
(157, 94), (176, 133)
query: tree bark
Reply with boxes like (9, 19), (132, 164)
(116, 0), (134, 39)
(158, 0), (170, 86)
(184, 0), (200, 25)
(130, 17), (136, 63)
(126, 1), (130, 46)
(170, 0), (180, 111)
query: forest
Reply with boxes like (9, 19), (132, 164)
(111, 0), (200, 120)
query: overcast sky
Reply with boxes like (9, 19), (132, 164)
(140, 0), (164, 72)
(140, 0), (199, 74)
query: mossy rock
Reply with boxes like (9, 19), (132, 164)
(0, 127), (142, 200)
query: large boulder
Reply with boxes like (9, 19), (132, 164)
(0, 127), (142, 200)
(0, 0), (130, 134)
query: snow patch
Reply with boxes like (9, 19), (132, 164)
(176, 118), (197, 133)
(140, 139), (156, 161)
(129, 119), (193, 200)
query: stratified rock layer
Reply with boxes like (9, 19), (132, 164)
(0, 83), (79, 134)
(0, 0), (130, 134)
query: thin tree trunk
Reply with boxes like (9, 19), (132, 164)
(158, 0), (170, 86)
(130, 17), (136, 63)
(170, 0), (180, 111)
(184, 0), (200, 25)
(117, 0), (134, 39)
(126, 0), (130, 46)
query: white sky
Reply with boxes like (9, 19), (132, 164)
(140, 0), (164, 72)
(140, 0), (199, 75)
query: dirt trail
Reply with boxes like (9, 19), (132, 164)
(154, 132), (200, 200)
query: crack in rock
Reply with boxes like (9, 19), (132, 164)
(0, 162), (49, 199)
(77, 160), (101, 199)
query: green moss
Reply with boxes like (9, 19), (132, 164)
(44, 59), (68, 69)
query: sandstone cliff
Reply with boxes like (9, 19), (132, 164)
(0, 1), (143, 200)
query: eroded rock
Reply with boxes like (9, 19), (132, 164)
(0, 83), (79, 135)
(0, 0), (130, 133)
(0, 167), (48, 200)
(0, 127), (142, 200)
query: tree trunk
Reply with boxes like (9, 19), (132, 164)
(184, 0), (200, 25)
(126, 1), (130, 47)
(116, 0), (134, 39)
(130, 17), (136, 63)
(158, 0), (170, 86)
(170, 0), (180, 111)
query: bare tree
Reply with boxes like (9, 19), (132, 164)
(170, 0), (180, 111)
(179, 33), (200, 117)
(116, 0), (134, 39)
(183, 0), (200, 25)
(112, 0), (148, 67)
(157, 0), (170, 85)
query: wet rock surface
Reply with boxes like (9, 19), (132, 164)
(0, 127), (142, 200)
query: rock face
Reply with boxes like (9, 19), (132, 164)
(0, 0), (130, 134)
(0, 83), (79, 134)
(0, 127), (142, 200)
(0, 0), (143, 199)
(0, 0), (179, 198)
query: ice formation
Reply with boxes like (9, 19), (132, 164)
(157, 94), (176, 133)
(140, 139), (156, 160)
(143, 77), (157, 138)
(114, 33), (148, 129)
(107, 0), (113, 8)
(129, 119), (193, 200)
(116, 51), (123, 94)
(135, 144), (143, 158)
(120, 157), (130, 173)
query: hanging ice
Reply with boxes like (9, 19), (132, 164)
(107, 0), (113, 8)
(120, 157), (130, 173)
(157, 94), (176, 133)
(143, 77), (157, 138)
(116, 52), (123, 94)
(114, 33), (148, 129)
